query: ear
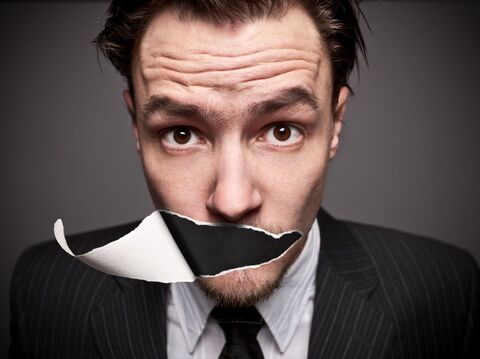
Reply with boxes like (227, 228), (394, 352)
(122, 89), (141, 153)
(329, 86), (349, 160)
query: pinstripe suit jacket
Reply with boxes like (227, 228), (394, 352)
(10, 209), (480, 358)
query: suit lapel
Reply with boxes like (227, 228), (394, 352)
(90, 277), (169, 359)
(88, 209), (395, 358)
(307, 210), (395, 359)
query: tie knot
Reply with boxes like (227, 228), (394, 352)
(211, 306), (264, 345)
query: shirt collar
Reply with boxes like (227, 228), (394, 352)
(256, 218), (320, 352)
(170, 219), (320, 353)
(170, 279), (216, 352)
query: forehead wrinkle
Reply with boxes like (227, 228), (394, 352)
(143, 63), (318, 91)
(151, 58), (316, 76)
(142, 45), (320, 77)
(140, 43), (322, 90)
(136, 4), (328, 90)
(148, 46), (321, 63)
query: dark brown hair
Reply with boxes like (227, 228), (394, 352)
(94, 0), (367, 103)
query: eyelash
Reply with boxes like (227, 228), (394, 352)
(260, 123), (304, 147)
(159, 122), (304, 149)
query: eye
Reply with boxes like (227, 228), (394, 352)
(264, 124), (302, 146)
(162, 126), (201, 148)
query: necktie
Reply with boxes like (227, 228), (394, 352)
(211, 305), (265, 359)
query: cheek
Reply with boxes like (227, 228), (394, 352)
(252, 141), (329, 228)
(140, 144), (214, 214)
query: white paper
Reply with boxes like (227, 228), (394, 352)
(54, 209), (302, 283)
(55, 210), (196, 282)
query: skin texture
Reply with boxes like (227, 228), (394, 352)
(124, 6), (349, 306)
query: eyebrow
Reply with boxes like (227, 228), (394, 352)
(245, 86), (320, 118)
(141, 86), (320, 123)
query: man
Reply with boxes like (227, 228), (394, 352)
(10, 0), (479, 358)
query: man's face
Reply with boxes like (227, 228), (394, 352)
(125, 6), (348, 306)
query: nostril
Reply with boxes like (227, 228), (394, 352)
(205, 189), (262, 223)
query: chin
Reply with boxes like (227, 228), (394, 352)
(196, 264), (286, 308)
(196, 236), (307, 307)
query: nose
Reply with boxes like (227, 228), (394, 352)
(206, 145), (262, 222)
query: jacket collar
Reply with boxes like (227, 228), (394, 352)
(307, 209), (395, 358)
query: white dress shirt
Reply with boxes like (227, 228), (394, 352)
(167, 219), (320, 358)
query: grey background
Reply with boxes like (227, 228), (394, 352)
(1, 0), (479, 355)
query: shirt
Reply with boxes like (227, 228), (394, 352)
(166, 219), (320, 358)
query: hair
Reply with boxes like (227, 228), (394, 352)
(94, 0), (367, 104)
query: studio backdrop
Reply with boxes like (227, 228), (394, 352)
(1, 0), (479, 356)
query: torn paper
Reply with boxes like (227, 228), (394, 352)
(54, 210), (303, 283)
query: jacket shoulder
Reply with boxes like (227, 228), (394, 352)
(342, 220), (480, 357)
(343, 220), (478, 279)
(13, 219), (141, 291)
(10, 220), (141, 357)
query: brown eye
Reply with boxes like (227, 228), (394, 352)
(173, 127), (191, 144)
(264, 124), (302, 146)
(273, 125), (291, 141)
(163, 127), (200, 148)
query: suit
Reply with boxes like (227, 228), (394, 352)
(10, 209), (480, 358)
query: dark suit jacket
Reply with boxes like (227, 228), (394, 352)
(10, 209), (480, 358)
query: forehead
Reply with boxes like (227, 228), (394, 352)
(133, 6), (330, 107)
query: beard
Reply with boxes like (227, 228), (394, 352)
(195, 222), (306, 307)
(196, 265), (287, 308)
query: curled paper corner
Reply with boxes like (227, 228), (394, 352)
(54, 211), (196, 283)
(54, 209), (303, 283)
(54, 219), (75, 256)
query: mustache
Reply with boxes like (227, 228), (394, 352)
(240, 219), (288, 235)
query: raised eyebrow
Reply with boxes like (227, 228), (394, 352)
(245, 86), (320, 118)
(141, 96), (222, 122)
(141, 86), (320, 123)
